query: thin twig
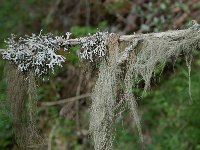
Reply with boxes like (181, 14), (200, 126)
(41, 93), (91, 106)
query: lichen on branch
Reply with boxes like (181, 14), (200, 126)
(2, 31), (109, 77)
(78, 31), (109, 62)
(2, 31), (71, 76)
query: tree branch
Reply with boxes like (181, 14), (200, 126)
(1, 29), (199, 58)
(40, 93), (91, 106)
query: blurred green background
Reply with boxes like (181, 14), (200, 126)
(0, 0), (200, 149)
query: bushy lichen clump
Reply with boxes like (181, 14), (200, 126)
(2, 32), (71, 76)
(79, 31), (109, 62)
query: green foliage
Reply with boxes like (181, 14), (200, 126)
(134, 1), (171, 32)
(114, 122), (140, 150)
(70, 21), (107, 37)
(0, 1), (17, 147)
(194, 2), (200, 9)
(65, 47), (80, 64)
(0, 0), (28, 39)
(175, 2), (189, 12)
(105, 1), (126, 13)
(0, 69), (13, 148)
(134, 1), (190, 32)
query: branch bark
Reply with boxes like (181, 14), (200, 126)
(120, 29), (188, 41)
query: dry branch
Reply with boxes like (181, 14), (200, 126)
(119, 29), (192, 41)
(0, 28), (199, 55)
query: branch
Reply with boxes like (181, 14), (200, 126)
(119, 29), (192, 41)
(1, 29), (199, 64)
(40, 93), (91, 106)
(0, 29), (197, 51)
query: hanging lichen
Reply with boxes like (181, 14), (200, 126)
(5, 64), (46, 149)
(133, 31), (198, 94)
(89, 30), (200, 150)
(124, 50), (144, 147)
(89, 33), (120, 150)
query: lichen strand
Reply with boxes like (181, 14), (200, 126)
(90, 61), (116, 150)
(2, 32), (71, 77)
(124, 52), (144, 147)
(6, 64), (46, 149)
(89, 34), (120, 150)
(133, 31), (199, 93)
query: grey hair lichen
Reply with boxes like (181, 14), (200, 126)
(89, 33), (122, 150)
(133, 33), (197, 93)
(5, 64), (46, 149)
(89, 51), (119, 150)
